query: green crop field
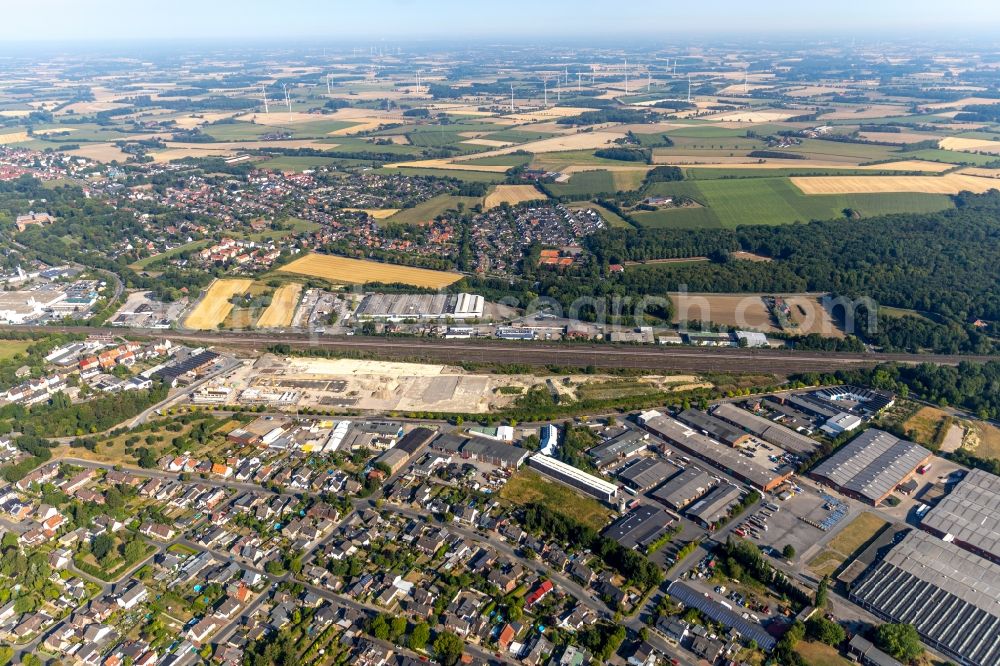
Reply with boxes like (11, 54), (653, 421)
(684, 167), (912, 180)
(484, 128), (558, 143)
(780, 138), (901, 162)
(202, 121), (275, 141)
(545, 170), (618, 197)
(386, 193), (482, 225)
(907, 148), (999, 165)
(641, 177), (954, 228)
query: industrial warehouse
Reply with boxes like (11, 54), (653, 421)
(850, 530), (1000, 666)
(603, 505), (677, 551)
(710, 402), (818, 454)
(920, 468), (1000, 564)
(527, 453), (619, 502)
(353, 292), (485, 322)
(810, 429), (931, 505)
(638, 411), (793, 492)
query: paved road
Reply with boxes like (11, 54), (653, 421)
(8, 325), (997, 374)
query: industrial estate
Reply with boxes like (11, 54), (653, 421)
(0, 3), (999, 666)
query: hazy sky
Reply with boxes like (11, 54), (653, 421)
(6, 0), (1000, 42)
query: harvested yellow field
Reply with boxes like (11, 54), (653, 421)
(235, 111), (332, 124)
(66, 143), (132, 162)
(959, 167), (1000, 179)
(0, 131), (30, 144)
(58, 101), (129, 115)
(858, 160), (954, 172)
(0, 110), (31, 118)
(820, 104), (907, 120)
(278, 253), (461, 289)
(785, 85), (845, 97)
(939, 136), (1000, 154)
(671, 292), (843, 336)
(857, 131), (944, 145)
(462, 138), (512, 148)
(150, 147), (236, 163)
(484, 185), (546, 209)
(925, 96), (1000, 110)
(387, 159), (510, 173)
(170, 112), (236, 129)
(710, 109), (799, 122)
(504, 106), (597, 123)
(791, 173), (999, 195)
(343, 208), (401, 219)
(454, 131), (626, 159)
(185, 279), (254, 330)
(256, 283), (302, 328)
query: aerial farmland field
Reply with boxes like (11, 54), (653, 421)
(255, 283), (302, 328)
(484, 184), (546, 209)
(277, 253), (462, 288)
(184, 278), (255, 330)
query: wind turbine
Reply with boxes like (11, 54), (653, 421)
(510, 83), (515, 113)
(326, 74), (332, 95)
(260, 84), (269, 114)
(578, 71), (582, 91)
(543, 78), (548, 107)
(282, 83), (292, 121)
(624, 57), (629, 95)
(647, 68), (652, 92)
(564, 66), (569, 87)
(687, 74), (692, 103)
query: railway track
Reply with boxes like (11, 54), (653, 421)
(10, 325), (996, 374)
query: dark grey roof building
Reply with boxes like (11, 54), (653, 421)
(850, 530), (1000, 666)
(602, 505), (676, 551)
(810, 429), (930, 505)
(650, 467), (714, 511)
(616, 458), (679, 492)
(711, 402), (817, 454)
(921, 468), (1000, 563)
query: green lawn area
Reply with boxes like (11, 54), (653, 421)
(386, 193), (482, 225)
(795, 640), (855, 666)
(807, 512), (888, 577)
(641, 177), (953, 228)
(500, 469), (613, 532)
(0, 340), (34, 361)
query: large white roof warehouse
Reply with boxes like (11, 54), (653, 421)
(354, 292), (484, 321)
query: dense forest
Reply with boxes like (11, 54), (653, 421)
(584, 191), (1000, 352)
(797, 361), (1000, 420)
